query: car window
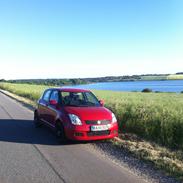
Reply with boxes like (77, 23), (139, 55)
(84, 92), (100, 106)
(50, 90), (59, 102)
(72, 92), (84, 101)
(61, 92), (70, 98)
(42, 90), (52, 102)
(61, 92), (84, 105)
(60, 91), (100, 107)
(61, 92), (72, 105)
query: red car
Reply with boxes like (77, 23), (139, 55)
(34, 88), (118, 141)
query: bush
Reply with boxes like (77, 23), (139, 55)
(142, 88), (152, 93)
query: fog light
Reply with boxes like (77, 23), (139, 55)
(113, 130), (118, 134)
(74, 132), (84, 137)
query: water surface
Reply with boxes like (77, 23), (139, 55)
(66, 80), (183, 92)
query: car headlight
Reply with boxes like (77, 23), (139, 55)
(112, 113), (117, 123)
(68, 114), (82, 125)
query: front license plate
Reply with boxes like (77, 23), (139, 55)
(91, 125), (109, 131)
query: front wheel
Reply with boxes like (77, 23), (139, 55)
(34, 112), (42, 128)
(55, 122), (67, 143)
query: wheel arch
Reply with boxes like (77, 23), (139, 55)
(55, 119), (67, 140)
(55, 119), (64, 128)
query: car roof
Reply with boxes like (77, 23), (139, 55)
(48, 88), (91, 93)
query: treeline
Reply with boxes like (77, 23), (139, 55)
(176, 72), (183, 75)
(0, 75), (145, 86)
(84, 75), (141, 83)
(2, 79), (88, 86)
(0, 74), (170, 86)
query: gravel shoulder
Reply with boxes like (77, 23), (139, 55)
(87, 141), (180, 183)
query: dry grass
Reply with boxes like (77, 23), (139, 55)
(113, 134), (183, 181)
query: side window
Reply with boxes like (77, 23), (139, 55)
(50, 90), (59, 102)
(76, 93), (85, 101)
(61, 92), (70, 98)
(42, 90), (52, 102)
(61, 92), (71, 105)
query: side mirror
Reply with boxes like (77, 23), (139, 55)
(49, 100), (58, 106)
(99, 100), (104, 106)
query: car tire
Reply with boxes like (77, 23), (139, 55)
(34, 112), (42, 128)
(55, 122), (67, 143)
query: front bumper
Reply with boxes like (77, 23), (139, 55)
(65, 123), (118, 141)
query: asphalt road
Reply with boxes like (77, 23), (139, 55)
(0, 92), (147, 183)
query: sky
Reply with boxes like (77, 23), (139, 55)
(0, 0), (182, 79)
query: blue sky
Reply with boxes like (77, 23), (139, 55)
(0, 0), (182, 79)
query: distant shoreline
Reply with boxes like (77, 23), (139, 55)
(1, 73), (183, 86)
(1, 79), (183, 93)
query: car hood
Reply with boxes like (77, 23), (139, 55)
(64, 106), (112, 121)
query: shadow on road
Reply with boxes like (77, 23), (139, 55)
(0, 119), (83, 146)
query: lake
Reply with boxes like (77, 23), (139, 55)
(67, 80), (183, 92)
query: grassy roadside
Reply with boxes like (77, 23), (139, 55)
(0, 82), (183, 181)
(112, 134), (183, 181)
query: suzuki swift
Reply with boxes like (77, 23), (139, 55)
(34, 88), (118, 141)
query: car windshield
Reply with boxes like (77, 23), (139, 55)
(60, 91), (100, 107)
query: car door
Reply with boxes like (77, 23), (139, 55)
(38, 89), (52, 123)
(47, 90), (60, 126)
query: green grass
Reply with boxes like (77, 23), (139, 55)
(141, 75), (167, 80)
(1, 82), (183, 150)
(95, 90), (183, 150)
(141, 74), (183, 80)
(167, 74), (183, 80)
(0, 83), (50, 101)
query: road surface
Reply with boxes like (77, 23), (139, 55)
(0, 92), (146, 183)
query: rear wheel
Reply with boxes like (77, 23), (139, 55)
(34, 111), (42, 128)
(55, 122), (67, 143)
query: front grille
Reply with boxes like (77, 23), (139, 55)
(87, 130), (110, 136)
(85, 120), (111, 125)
